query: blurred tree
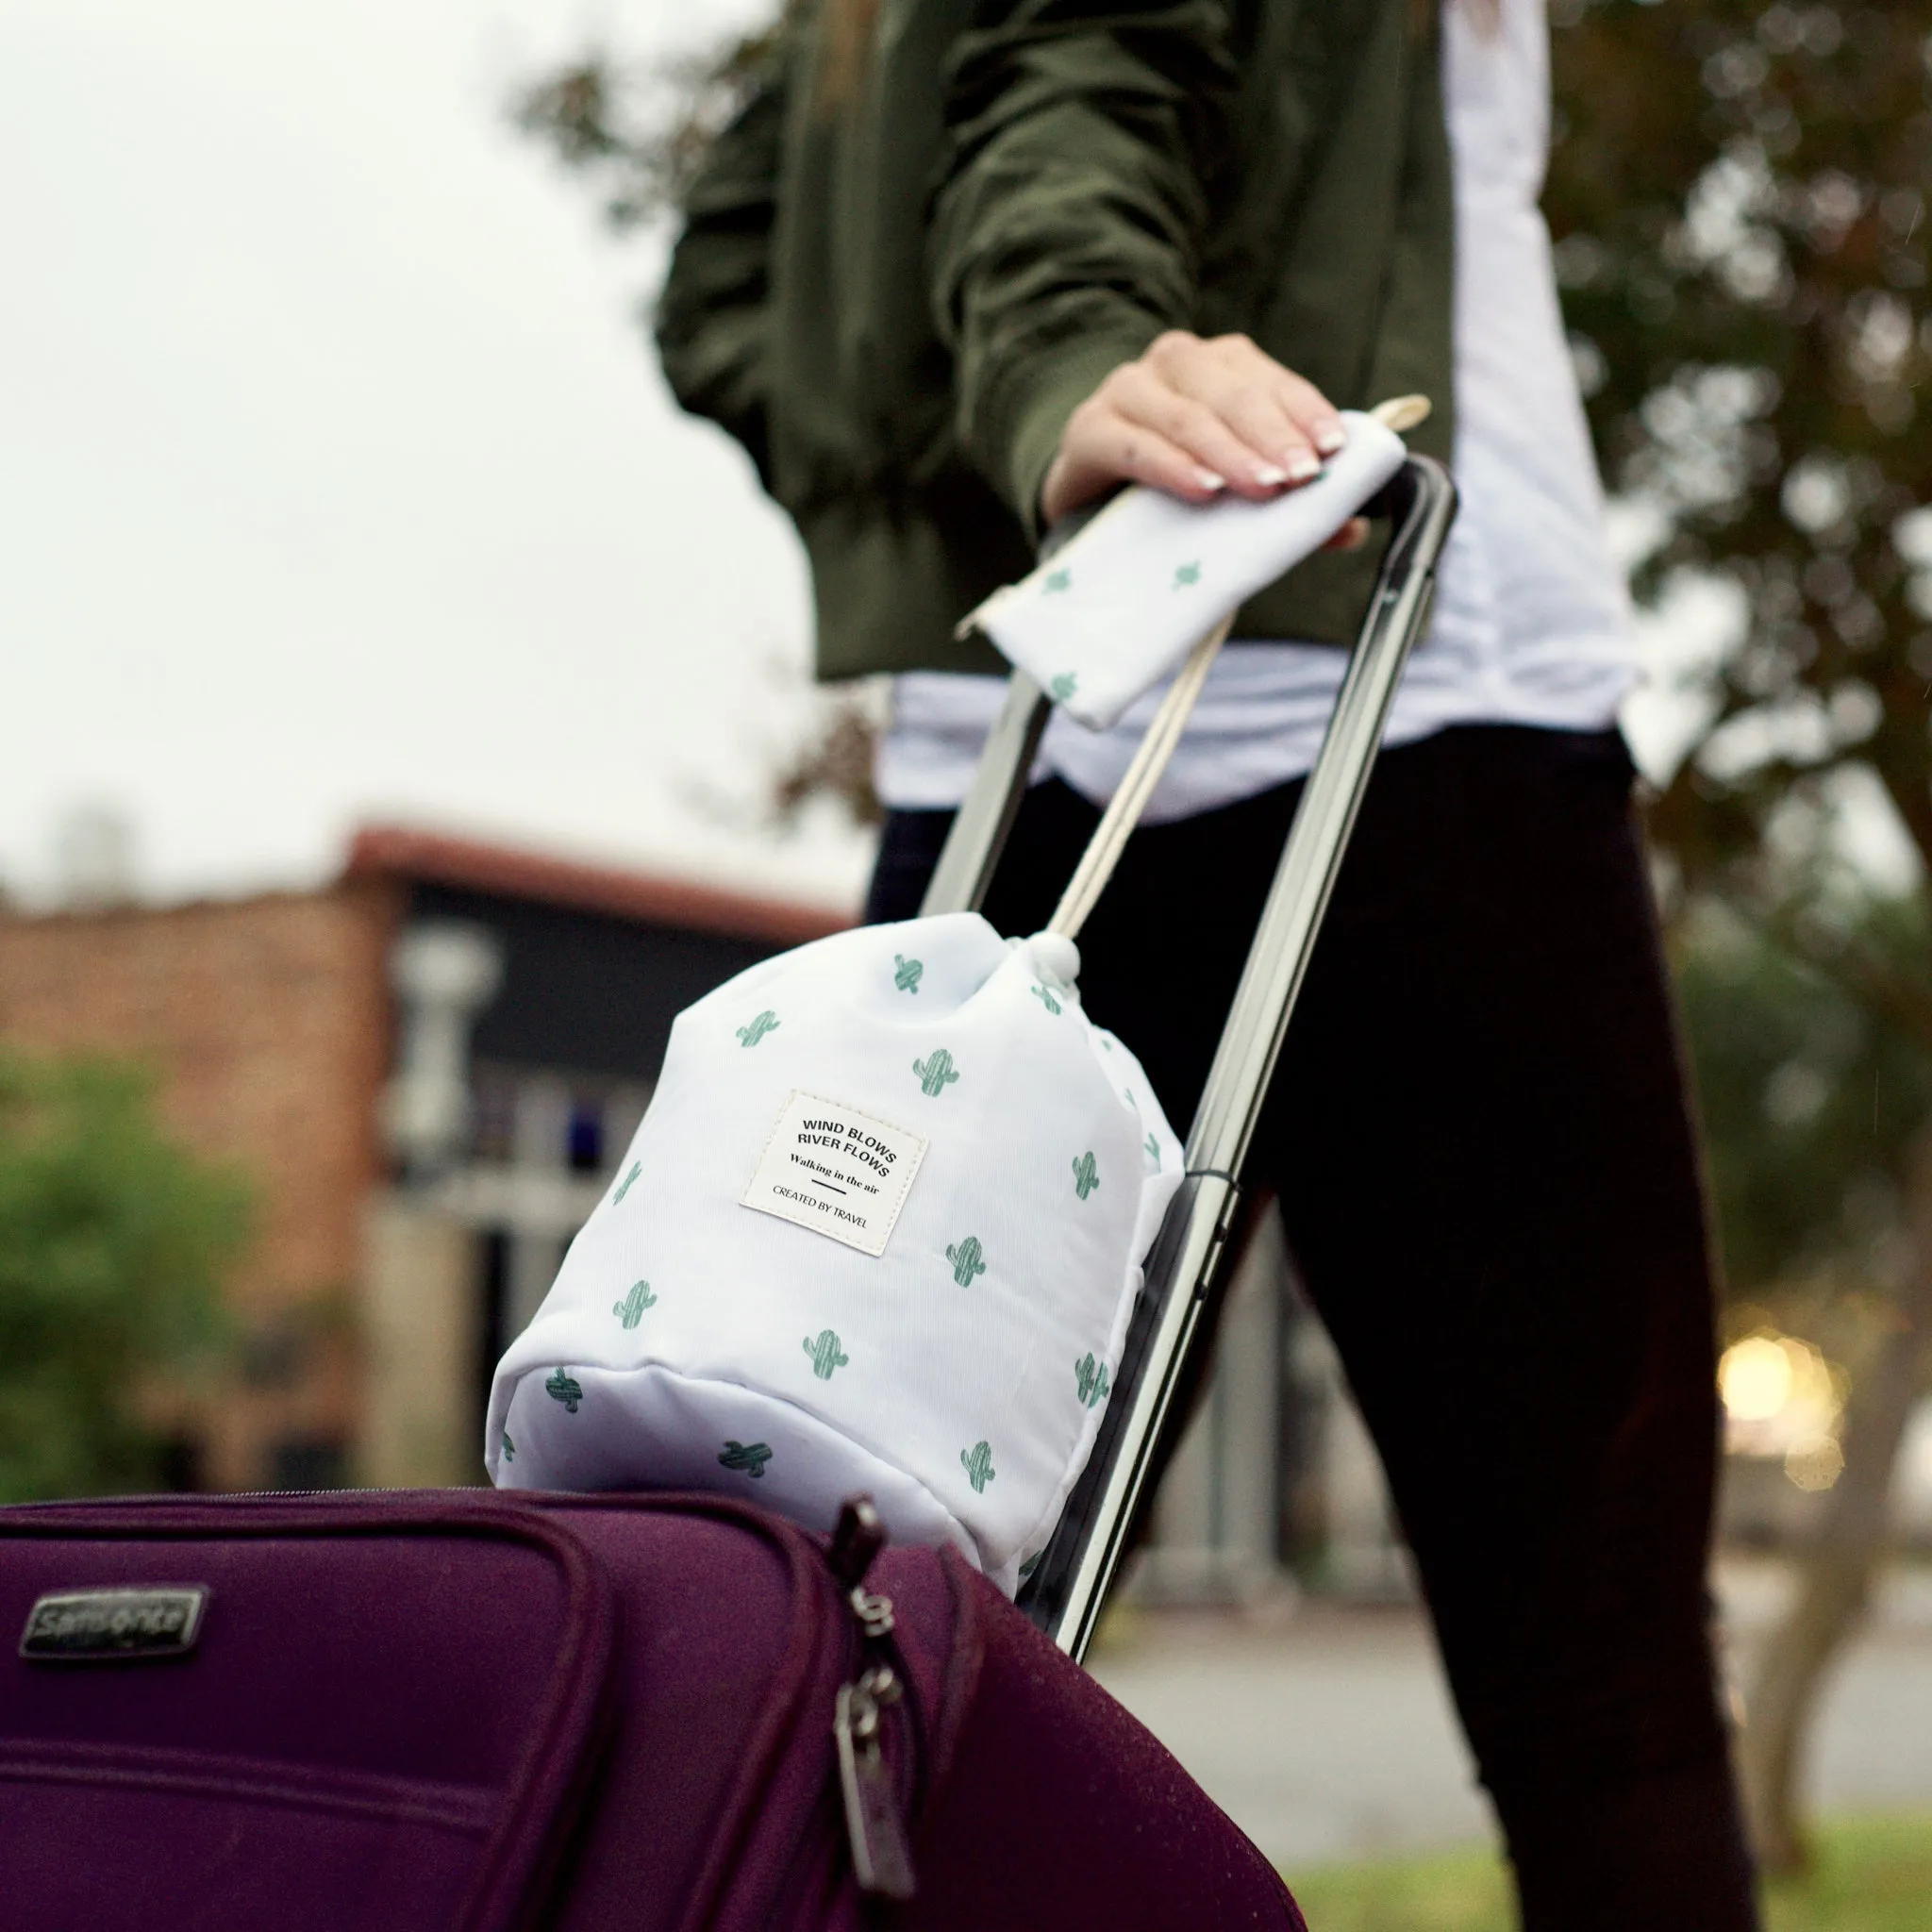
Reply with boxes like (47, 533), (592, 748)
(1674, 886), (1932, 1875)
(510, 22), (784, 236)
(0, 1055), (247, 1502)
(1546, 0), (1932, 1874)
(771, 702), (883, 829)
(1678, 889), (1931, 1304)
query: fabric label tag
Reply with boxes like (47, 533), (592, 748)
(741, 1090), (927, 1257)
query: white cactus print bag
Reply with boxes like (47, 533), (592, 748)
(485, 411), (1412, 1588)
(486, 911), (1182, 1593)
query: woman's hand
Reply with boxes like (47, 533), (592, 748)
(1041, 330), (1368, 548)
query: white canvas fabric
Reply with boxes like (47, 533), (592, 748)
(963, 410), (1408, 730)
(486, 914), (1184, 1595)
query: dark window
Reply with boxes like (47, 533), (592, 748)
(269, 1440), (348, 1492)
(477, 1228), (511, 1426)
(155, 1434), (204, 1494)
(567, 1100), (604, 1173)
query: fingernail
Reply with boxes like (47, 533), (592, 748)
(1254, 464), (1290, 486)
(1195, 468), (1226, 491)
(1286, 450), (1321, 482)
(1314, 422), (1347, 455)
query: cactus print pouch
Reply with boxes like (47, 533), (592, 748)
(958, 410), (1407, 730)
(484, 915), (1184, 1595)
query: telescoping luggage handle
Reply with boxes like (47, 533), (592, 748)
(920, 454), (1458, 1659)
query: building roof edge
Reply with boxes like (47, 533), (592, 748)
(344, 824), (855, 947)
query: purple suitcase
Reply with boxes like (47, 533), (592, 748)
(0, 1488), (1302, 1930)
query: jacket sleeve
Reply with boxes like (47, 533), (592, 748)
(655, 68), (789, 489)
(930, 0), (1241, 536)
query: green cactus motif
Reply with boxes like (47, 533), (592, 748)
(1043, 567), (1072, 593)
(500, 1428), (515, 1463)
(737, 1010), (780, 1048)
(1028, 983), (1061, 1016)
(913, 1048), (959, 1096)
(893, 954), (923, 994)
(1072, 1150), (1100, 1200)
(719, 1440), (774, 1478)
(1018, 1552), (1042, 1579)
(1144, 1130), (1160, 1164)
(545, 1368), (584, 1413)
(613, 1279), (658, 1328)
(946, 1236), (987, 1287)
(802, 1329), (849, 1380)
(1048, 673), (1078, 704)
(959, 1441), (996, 1493)
(1075, 1353), (1111, 1408)
(1173, 559), (1202, 589)
(612, 1160), (641, 1205)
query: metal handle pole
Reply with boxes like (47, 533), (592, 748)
(1029, 455), (1458, 1657)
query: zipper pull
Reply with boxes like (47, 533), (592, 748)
(834, 1665), (917, 1901)
(828, 1496), (886, 1591)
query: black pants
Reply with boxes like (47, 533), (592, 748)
(867, 723), (1759, 1931)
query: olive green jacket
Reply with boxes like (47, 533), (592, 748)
(656, 0), (1454, 680)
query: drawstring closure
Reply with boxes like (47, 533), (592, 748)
(1046, 615), (1232, 940)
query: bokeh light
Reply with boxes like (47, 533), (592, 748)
(1719, 1331), (1846, 1488)
(1720, 1335), (1794, 1420)
(1785, 1432), (1847, 1493)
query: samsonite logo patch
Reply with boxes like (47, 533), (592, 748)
(20, 1587), (208, 1661)
(742, 1091), (926, 1257)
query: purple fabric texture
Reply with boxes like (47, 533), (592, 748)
(0, 1491), (1300, 1931)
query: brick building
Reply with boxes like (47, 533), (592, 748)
(0, 827), (843, 1493)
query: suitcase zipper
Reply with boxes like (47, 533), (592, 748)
(825, 1500), (918, 1902)
(833, 1666), (916, 1900)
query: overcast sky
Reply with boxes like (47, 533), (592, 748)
(4, 3), (1913, 919)
(1, 0), (875, 913)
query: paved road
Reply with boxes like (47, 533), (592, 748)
(1087, 1564), (1932, 1870)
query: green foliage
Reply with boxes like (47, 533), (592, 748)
(1547, 1), (1932, 878)
(1674, 891), (1932, 1298)
(1281, 1810), (1932, 1931)
(0, 1054), (245, 1503)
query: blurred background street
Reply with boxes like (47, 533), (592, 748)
(1091, 1564), (1932, 1871)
